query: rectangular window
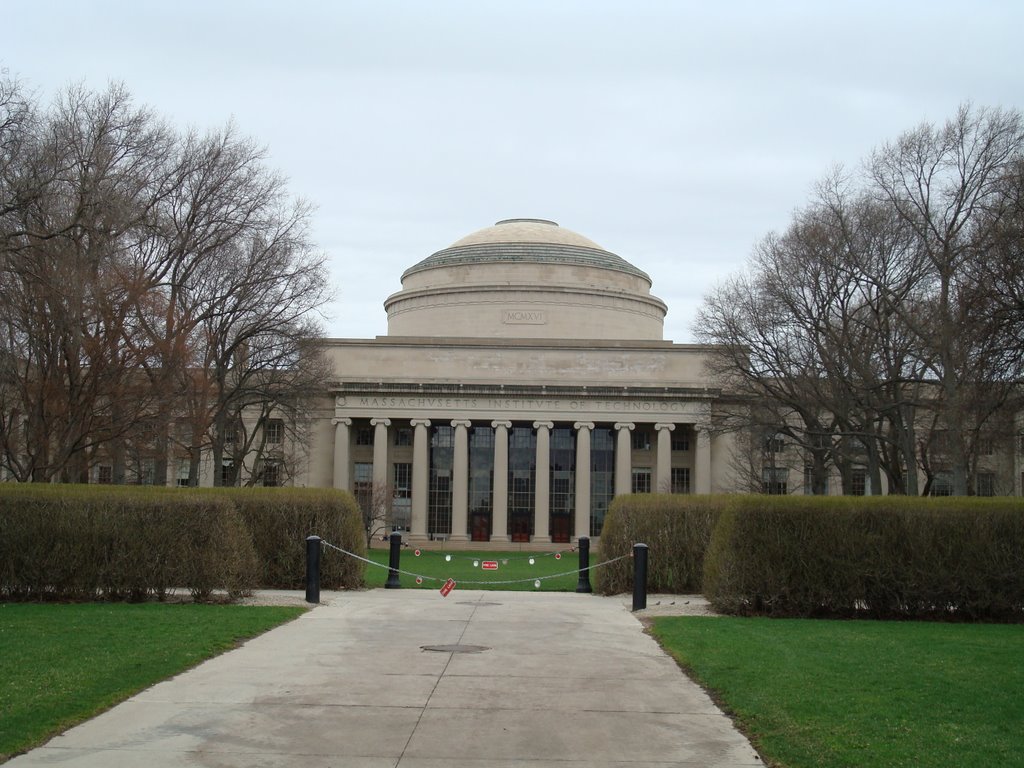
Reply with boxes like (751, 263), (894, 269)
(262, 461), (280, 487)
(670, 467), (690, 494)
(355, 428), (374, 446)
(762, 466), (788, 495)
(393, 428), (412, 446)
(393, 462), (412, 496)
(671, 433), (690, 452)
(220, 460), (236, 486)
(764, 435), (785, 454)
(432, 426), (453, 448)
(977, 438), (995, 456)
(631, 467), (652, 494)
(931, 470), (953, 497)
(354, 462), (373, 512)
(266, 419), (283, 444)
(631, 430), (651, 451)
(851, 469), (866, 496)
(976, 472), (995, 497)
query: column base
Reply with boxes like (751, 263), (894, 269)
(448, 534), (470, 543)
(406, 533), (430, 545)
(489, 535), (511, 544)
(531, 535), (552, 544)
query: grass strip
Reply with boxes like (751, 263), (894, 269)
(360, 547), (582, 591)
(0, 603), (305, 761)
(650, 616), (1024, 768)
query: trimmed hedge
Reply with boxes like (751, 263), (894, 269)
(595, 494), (727, 595)
(0, 485), (366, 601)
(704, 496), (1024, 621)
(0, 485), (255, 601)
(203, 488), (365, 590)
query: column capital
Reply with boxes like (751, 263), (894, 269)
(491, 419), (512, 430)
(450, 419), (472, 429)
(332, 417), (352, 426)
(409, 418), (431, 428)
(614, 422), (635, 431)
(693, 422), (712, 434)
(370, 417), (391, 427)
(654, 422), (676, 432)
(573, 421), (595, 431)
(533, 421), (554, 431)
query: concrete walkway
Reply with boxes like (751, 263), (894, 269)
(10, 590), (762, 767)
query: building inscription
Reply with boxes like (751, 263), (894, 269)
(347, 395), (689, 413)
(502, 310), (546, 325)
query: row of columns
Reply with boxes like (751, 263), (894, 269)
(332, 417), (712, 542)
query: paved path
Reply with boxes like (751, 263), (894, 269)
(10, 590), (762, 767)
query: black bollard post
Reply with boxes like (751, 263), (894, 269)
(385, 531), (402, 589)
(631, 542), (648, 611)
(575, 536), (592, 593)
(305, 535), (322, 604)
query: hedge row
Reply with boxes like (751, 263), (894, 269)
(596, 493), (1024, 622)
(704, 496), (1024, 621)
(200, 487), (365, 590)
(594, 494), (726, 595)
(0, 485), (366, 602)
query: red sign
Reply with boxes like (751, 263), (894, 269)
(440, 578), (456, 597)
(481, 561), (498, 570)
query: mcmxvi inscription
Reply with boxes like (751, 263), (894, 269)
(502, 310), (547, 325)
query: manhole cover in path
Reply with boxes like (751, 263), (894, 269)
(421, 644), (491, 654)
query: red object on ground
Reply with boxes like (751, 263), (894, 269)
(414, 549), (421, 556)
(555, 552), (562, 559)
(440, 578), (456, 597)
(481, 561), (498, 570)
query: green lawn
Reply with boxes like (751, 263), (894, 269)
(361, 547), (586, 591)
(650, 616), (1024, 768)
(0, 603), (305, 761)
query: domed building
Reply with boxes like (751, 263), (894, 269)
(304, 219), (736, 546)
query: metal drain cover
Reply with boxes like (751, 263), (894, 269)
(421, 644), (491, 654)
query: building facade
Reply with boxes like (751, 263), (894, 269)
(298, 218), (742, 545)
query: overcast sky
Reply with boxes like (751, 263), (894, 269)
(6, 1), (1023, 342)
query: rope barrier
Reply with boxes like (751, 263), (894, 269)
(321, 539), (630, 587)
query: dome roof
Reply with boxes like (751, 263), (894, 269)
(401, 218), (651, 283)
(386, 217), (667, 341)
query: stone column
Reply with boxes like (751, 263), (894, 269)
(331, 417), (352, 491)
(450, 419), (471, 542)
(695, 424), (712, 494)
(409, 419), (430, 542)
(573, 422), (594, 541)
(370, 418), (391, 513)
(532, 421), (553, 543)
(655, 423), (675, 493)
(491, 420), (511, 543)
(614, 422), (635, 496)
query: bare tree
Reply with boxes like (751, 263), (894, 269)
(0, 76), (332, 484)
(869, 104), (1024, 495)
(697, 105), (1024, 496)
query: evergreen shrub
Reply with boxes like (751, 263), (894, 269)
(595, 494), (727, 595)
(0, 485), (256, 601)
(213, 487), (365, 589)
(703, 496), (1024, 620)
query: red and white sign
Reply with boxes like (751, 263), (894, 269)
(555, 552), (562, 560)
(414, 549), (421, 557)
(481, 561), (499, 570)
(440, 578), (456, 597)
